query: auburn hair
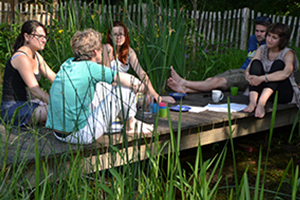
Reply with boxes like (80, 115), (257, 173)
(106, 21), (130, 65)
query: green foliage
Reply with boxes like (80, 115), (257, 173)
(1, 0), (300, 199)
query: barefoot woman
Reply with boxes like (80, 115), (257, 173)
(243, 23), (300, 118)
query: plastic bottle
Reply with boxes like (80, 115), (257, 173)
(159, 102), (167, 118)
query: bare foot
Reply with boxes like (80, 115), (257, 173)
(126, 118), (154, 135)
(167, 77), (186, 94)
(254, 104), (265, 118)
(243, 103), (256, 113)
(170, 66), (184, 85)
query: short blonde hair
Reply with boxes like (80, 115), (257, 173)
(71, 28), (102, 61)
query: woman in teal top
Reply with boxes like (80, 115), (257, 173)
(46, 29), (153, 144)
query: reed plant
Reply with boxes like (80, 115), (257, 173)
(0, 0), (300, 199)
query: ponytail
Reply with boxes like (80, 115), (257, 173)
(13, 33), (25, 53)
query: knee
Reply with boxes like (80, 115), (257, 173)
(250, 59), (264, 75)
(270, 60), (285, 72)
(211, 77), (226, 88)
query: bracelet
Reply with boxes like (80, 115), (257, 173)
(265, 74), (269, 83)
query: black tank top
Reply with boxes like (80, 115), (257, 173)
(1, 51), (41, 101)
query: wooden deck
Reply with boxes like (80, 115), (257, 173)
(0, 91), (299, 185)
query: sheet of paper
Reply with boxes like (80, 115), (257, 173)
(204, 103), (248, 113)
(188, 106), (207, 113)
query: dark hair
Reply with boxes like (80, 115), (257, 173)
(256, 16), (272, 27)
(106, 21), (130, 65)
(13, 20), (47, 52)
(267, 23), (291, 50)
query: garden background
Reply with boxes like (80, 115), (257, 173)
(0, 0), (300, 199)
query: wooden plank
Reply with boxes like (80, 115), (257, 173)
(1, 91), (298, 188)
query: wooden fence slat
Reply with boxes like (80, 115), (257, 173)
(221, 10), (227, 49)
(198, 11), (204, 40)
(230, 9), (236, 48)
(296, 17), (300, 47)
(211, 12), (216, 45)
(4, 2), (8, 23)
(282, 15), (286, 24)
(290, 16), (297, 44)
(216, 11), (221, 52)
(226, 10), (232, 48)
(240, 7), (249, 51)
(1, 4), (300, 51)
(194, 10), (199, 46)
(30, 3), (33, 20)
(249, 10), (254, 37)
(235, 9), (241, 49)
(0, 2), (2, 23)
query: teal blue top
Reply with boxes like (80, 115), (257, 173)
(46, 58), (117, 132)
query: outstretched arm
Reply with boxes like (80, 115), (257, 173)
(128, 47), (160, 101)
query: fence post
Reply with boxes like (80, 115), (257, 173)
(240, 7), (250, 51)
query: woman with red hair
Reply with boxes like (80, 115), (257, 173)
(105, 21), (175, 104)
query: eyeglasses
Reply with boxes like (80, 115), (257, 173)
(31, 34), (49, 40)
(113, 33), (125, 38)
(256, 16), (272, 23)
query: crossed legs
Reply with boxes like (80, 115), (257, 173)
(167, 66), (228, 93)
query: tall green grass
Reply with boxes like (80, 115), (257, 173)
(0, 0), (300, 199)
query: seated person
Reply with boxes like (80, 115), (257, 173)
(167, 16), (272, 94)
(243, 23), (300, 118)
(1, 20), (56, 126)
(105, 21), (175, 103)
(46, 28), (153, 144)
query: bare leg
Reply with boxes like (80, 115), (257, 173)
(254, 88), (273, 118)
(243, 91), (258, 113)
(126, 117), (154, 135)
(168, 75), (228, 93)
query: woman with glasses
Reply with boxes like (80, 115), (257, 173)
(243, 23), (300, 118)
(1, 20), (56, 126)
(105, 21), (175, 104)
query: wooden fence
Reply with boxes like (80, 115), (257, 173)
(1, 1), (300, 50)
